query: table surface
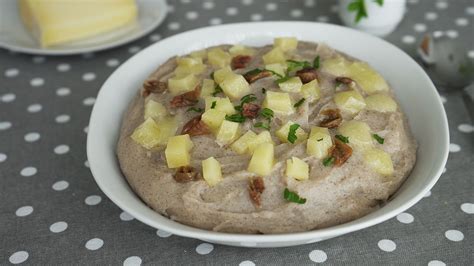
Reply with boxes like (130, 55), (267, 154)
(1, 0), (473, 265)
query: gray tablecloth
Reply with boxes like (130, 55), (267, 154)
(1, 0), (472, 265)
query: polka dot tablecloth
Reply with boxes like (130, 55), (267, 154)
(1, 0), (472, 265)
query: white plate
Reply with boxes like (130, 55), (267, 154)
(0, 0), (167, 55)
(87, 22), (449, 248)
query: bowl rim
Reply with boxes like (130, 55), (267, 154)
(87, 21), (449, 244)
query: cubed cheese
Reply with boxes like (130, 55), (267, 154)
(278, 77), (303, 93)
(165, 134), (194, 168)
(306, 126), (333, 158)
(286, 157), (309, 181)
(275, 121), (308, 143)
(334, 90), (366, 115)
(219, 74), (251, 100)
(247, 143), (274, 176)
(262, 91), (294, 115)
(202, 157), (223, 186)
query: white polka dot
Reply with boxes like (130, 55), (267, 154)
(83, 97), (96, 106)
(30, 77), (44, 87)
(446, 30), (458, 38)
(433, 30), (444, 38)
(241, 0), (253, 5)
(250, 13), (263, 21)
(20, 166), (37, 177)
(445, 229), (464, 241)
(0, 153), (6, 162)
(290, 9), (303, 18)
(84, 160), (90, 168)
(168, 22), (180, 31)
(49, 221), (68, 233)
(209, 18), (222, 25)
(460, 203), (474, 214)
(435, 2), (448, 10)
(56, 87), (71, 96)
(1, 93), (16, 102)
(16, 206), (33, 217)
(128, 46), (141, 53)
(55, 114), (70, 123)
(196, 243), (214, 255)
(27, 103), (42, 113)
(309, 250), (328, 263)
(4, 68), (19, 77)
(468, 50), (474, 59)
(305, 0), (316, 7)
(317, 16), (329, 23)
(428, 260), (446, 266)
(402, 35), (416, 44)
(226, 7), (238, 16)
(439, 95), (447, 103)
(378, 239), (396, 252)
(85, 195), (102, 205)
(449, 143), (461, 152)
(120, 211), (134, 221)
(32, 56), (45, 63)
(239, 261), (255, 266)
(202, 1), (214, 9)
(52, 180), (69, 191)
(425, 12), (438, 20)
(123, 256), (142, 266)
(85, 238), (104, 250)
(414, 23), (427, 32)
(107, 58), (120, 67)
(424, 190), (432, 197)
(186, 11), (199, 20)
(82, 52), (94, 59)
(467, 6), (474, 15)
(82, 72), (96, 81)
(54, 144), (70, 155)
(455, 17), (469, 26)
(458, 123), (474, 133)
(396, 212), (414, 224)
(24, 132), (40, 142)
(9, 251), (29, 264)
(266, 3), (277, 11)
(84, 126), (89, 134)
(0, 121), (12, 130)
(156, 229), (172, 238)
(57, 63), (70, 72)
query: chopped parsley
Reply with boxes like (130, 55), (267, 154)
(317, 138), (323, 142)
(240, 94), (257, 105)
(225, 113), (246, 123)
(284, 188), (306, 204)
(254, 122), (270, 130)
(335, 81), (342, 88)
(373, 134), (385, 144)
(294, 98), (306, 108)
(212, 85), (223, 96)
(265, 68), (284, 78)
(286, 59), (311, 73)
(288, 123), (300, 144)
(261, 88), (266, 94)
(276, 76), (291, 84)
(313, 56), (320, 69)
(323, 156), (335, 167)
(347, 0), (368, 23)
(244, 68), (263, 76)
(335, 134), (349, 143)
(234, 105), (242, 111)
(186, 107), (203, 113)
(210, 101), (217, 109)
(260, 108), (274, 120)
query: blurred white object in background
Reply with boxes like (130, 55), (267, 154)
(338, 0), (406, 37)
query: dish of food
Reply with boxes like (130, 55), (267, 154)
(117, 37), (417, 234)
(88, 22), (448, 247)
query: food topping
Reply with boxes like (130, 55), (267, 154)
(170, 85), (200, 108)
(181, 115), (211, 136)
(243, 69), (273, 83)
(372, 133), (385, 144)
(174, 166), (201, 183)
(242, 103), (260, 118)
(231, 55), (252, 69)
(296, 68), (319, 84)
(142, 79), (167, 97)
(328, 139), (353, 167)
(319, 109), (342, 128)
(283, 188), (306, 204)
(248, 176), (265, 207)
(335, 76), (355, 85)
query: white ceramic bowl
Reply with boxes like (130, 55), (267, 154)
(87, 22), (449, 248)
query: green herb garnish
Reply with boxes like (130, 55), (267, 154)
(240, 94), (257, 105)
(186, 107), (203, 113)
(373, 133), (385, 144)
(210, 71), (215, 79)
(317, 138), (323, 142)
(225, 113), (246, 123)
(276, 76), (291, 84)
(212, 85), (223, 96)
(335, 134), (349, 143)
(286, 60), (311, 72)
(323, 156), (335, 167)
(335, 81), (342, 88)
(347, 0), (368, 23)
(284, 188), (306, 204)
(265, 68), (284, 78)
(260, 108), (274, 120)
(254, 122), (270, 130)
(294, 98), (306, 108)
(210, 101), (217, 109)
(374, 0), (384, 6)
(261, 88), (266, 94)
(244, 68), (263, 77)
(313, 56), (320, 69)
(234, 105), (242, 111)
(288, 123), (300, 144)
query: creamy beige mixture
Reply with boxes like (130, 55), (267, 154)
(117, 39), (416, 234)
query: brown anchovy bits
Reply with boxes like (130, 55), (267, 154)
(335, 76), (355, 85)
(296, 67), (319, 84)
(319, 108), (342, 128)
(242, 103), (260, 118)
(181, 115), (211, 136)
(231, 55), (252, 70)
(174, 166), (201, 183)
(142, 79), (167, 97)
(248, 176), (265, 207)
(244, 70), (272, 83)
(328, 139), (353, 167)
(170, 85), (200, 108)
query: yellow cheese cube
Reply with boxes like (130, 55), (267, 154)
(349, 62), (389, 94)
(190, 49), (207, 60)
(321, 56), (350, 76)
(363, 148), (394, 176)
(144, 100), (167, 120)
(219, 74), (251, 100)
(231, 130), (257, 154)
(262, 47), (286, 65)
(278, 77), (303, 93)
(174, 58), (206, 77)
(205, 96), (236, 115)
(208, 48), (231, 68)
(276, 121), (308, 144)
(131, 117), (177, 149)
(265, 63), (287, 77)
(200, 79), (215, 98)
(334, 90), (366, 115)
(177, 57), (202, 67)
(216, 120), (240, 146)
(365, 94), (398, 112)
(248, 143), (274, 176)
(338, 120), (373, 148)
(202, 157), (223, 186)
(213, 67), (233, 84)
(229, 44), (256, 56)
(201, 109), (226, 132)
(262, 91), (294, 115)
(247, 131), (274, 154)
(168, 74), (199, 95)
(274, 37), (298, 52)
(301, 79), (321, 102)
(306, 126), (333, 159)
(165, 134), (194, 168)
(286, 157), (309, 181)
